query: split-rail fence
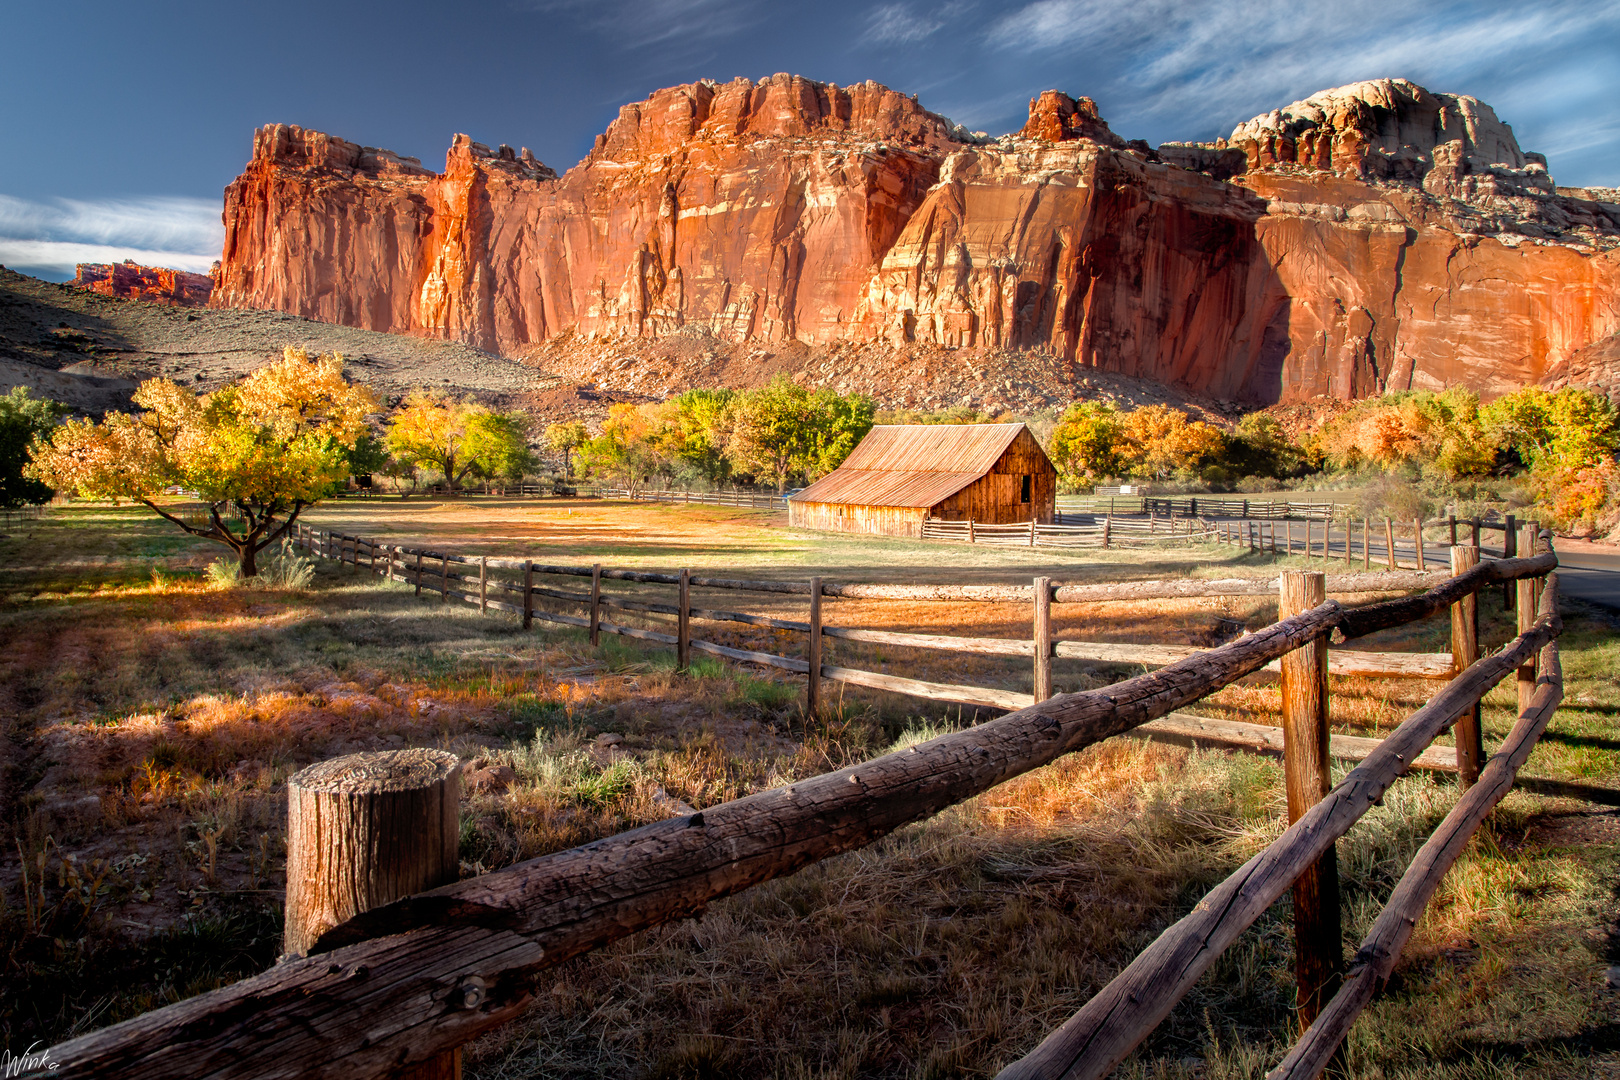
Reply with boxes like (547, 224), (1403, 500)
(45, 530), (1570, 1080)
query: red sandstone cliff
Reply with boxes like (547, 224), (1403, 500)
(211, 76), (1620, 404)
(73, 260), (214, 307)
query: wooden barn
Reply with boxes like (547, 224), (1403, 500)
(788, 423), (1057, 537)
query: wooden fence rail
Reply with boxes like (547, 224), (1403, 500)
(43, 533), (1563, 1079)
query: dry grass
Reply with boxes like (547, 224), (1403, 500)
(2, 500), (1618, 1077)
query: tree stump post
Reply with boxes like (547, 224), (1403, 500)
(284, 749), (464, 1079)
(479, 556), (488, 614)
(807, 576), (823, 718)
(1451, 545), (1482, 787)
(1033, 577), (1053, 702)
(678, 568), (691, 670)
(1516, 525), (1540, 716)
(1278, 571), (1341, 1028)
(589, 563), (602, 646)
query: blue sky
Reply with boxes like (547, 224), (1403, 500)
(2, 0), (1617, 280)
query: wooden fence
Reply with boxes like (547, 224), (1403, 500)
(593, 486), (791, 510)
(922, 513), (1213, 549)
(47, 535), (1567, 1080)
(1216, 512), (1530, 576)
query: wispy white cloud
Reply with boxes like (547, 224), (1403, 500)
(518, 0), (758, 49)
(865, 3), (946, 44)
(0, 194), (222, 279)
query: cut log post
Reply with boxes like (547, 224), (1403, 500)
(522, 562), (534, 631)
(415, 551), (424, 597)
(1033, 576), (1053, 702)
(1517, 525), (1540, 715)
(1451, 545), (1482, 787)
(1503, 513), (1518, 608)
(807, 576), (823, 717)
(1362, 519), (1369, 570)
(1384, 518), (1396, 570)
(441, 554), (450, 601)
(590, 563), (602, 646)
(284, 749), (463, 1080)
(1279, 571), (1342, 1028)
(1414, 517), (1424, 569)
(479, 556), (488, 614)
(678, 568), (691, 670)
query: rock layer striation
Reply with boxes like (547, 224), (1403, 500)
(73, 260), (214, 307)
(211, 76), (1620, 404)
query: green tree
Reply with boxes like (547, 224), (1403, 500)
(1482, 386), (1620, 472)
(1050, 401), (1123, 481)
(544, 420), (589, 477)
(1, 387), (67, 507)
(573, 404), (662, 494)
(729, 377), (873, 490)
(343, 430), (390, 483)
(464, 411), (537, 486)
(28, 349), (377, 575)
(385, 390), (476, 490)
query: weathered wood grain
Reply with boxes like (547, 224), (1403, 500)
(1450, 546), (1481, 786)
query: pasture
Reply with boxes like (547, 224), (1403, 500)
(3, 496), (1619, 1078)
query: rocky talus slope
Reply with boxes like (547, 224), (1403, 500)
(210, 75), (1618, 406)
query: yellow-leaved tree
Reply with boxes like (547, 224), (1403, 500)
(28, 348), (378, 576)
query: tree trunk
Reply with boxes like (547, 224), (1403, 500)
(239, 542), (258, 578)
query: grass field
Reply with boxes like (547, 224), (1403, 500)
(2, 496), (1618, 1078)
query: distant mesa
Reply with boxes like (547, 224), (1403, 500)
(207, 74), (1620, 406)
(73, 260), (214, 308)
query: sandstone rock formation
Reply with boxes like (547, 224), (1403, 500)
(211, 76), (1620, 405)
(73, 260), (213, 307)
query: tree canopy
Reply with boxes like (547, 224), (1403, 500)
(1, 386), (68, 508)
(385, 391), (534, 490)
(28, 348), (377, 575)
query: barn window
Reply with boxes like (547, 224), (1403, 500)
(1021, 475), (1031, 503)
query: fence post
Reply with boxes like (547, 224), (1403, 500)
(1362, 518), (1369, 570)
(369, 538), (377, 575)
(1102, 515), (1111, 548)
(441, 554), (450, 601)
(807, 576), (823, 717)
(414, 551), (424, 597)
(678, 568), (691, 670)
(1414, 516), (1425, 569)
(1384, 517), (1396, 570)
(479, 556), (488, 614)
(1516, 524), (1540, 715)
(284, 749), (463, 1080)
(522, 561), (534, 631)
(1471, 518), (1480, 546)
(968, 518), (975, 544)
(590, 563), (602, 646)
(1029, 517), (1037, 547)
(1503, 513), (1518, 609)
(1344, 515), (1352, 566)
(1449, 515), (1458, 545)
(1451, 545), (1482, 788)
(1278, 570), (1341, 1027)
(1033, 577), (1052, 702)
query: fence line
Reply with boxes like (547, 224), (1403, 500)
(48, 531), (1567, 1080)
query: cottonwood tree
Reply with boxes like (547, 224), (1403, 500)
(1, 386), (67, 508)
(386, 390), (533, 491)
(28, 348), (377, 576)
(729, 377), (873, 490)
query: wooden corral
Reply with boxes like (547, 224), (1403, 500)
(789, 423), (1057, 537)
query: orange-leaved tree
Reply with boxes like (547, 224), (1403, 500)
(28, 348), (378, 576)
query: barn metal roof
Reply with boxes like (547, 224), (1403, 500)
(790, 423), (1029, 509)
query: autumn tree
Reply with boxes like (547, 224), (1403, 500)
(1, 387), (67, 508)
(28, 348), (377, 576)
(729, 377), (874, 490)
(543, 421), (589, 477)
(1481, 386), (1620, 471)
(386, 391), (533, 491)
(1116, 404), (1227, 480)
(574, 404), (662, 493)
(1049, 401), (1124, 481)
